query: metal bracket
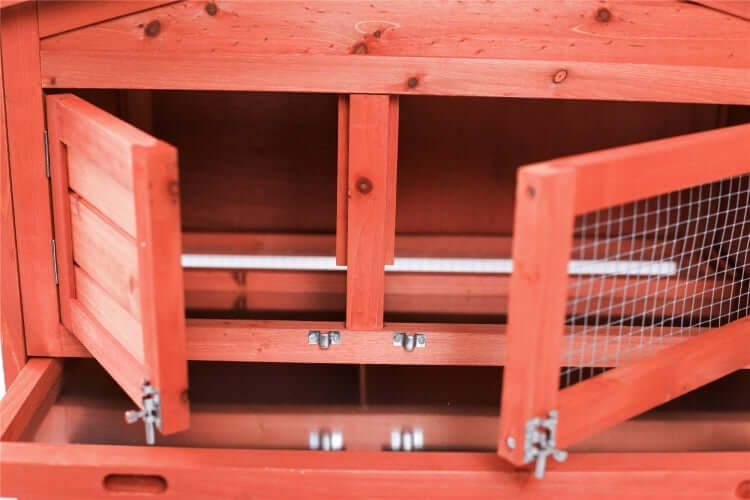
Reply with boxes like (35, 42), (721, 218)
(309, 429), (344, 451)
(43, 130), (50, 179)
(390, 428), (424, 451)
(308, 330), (341, 349)
(393, 332), (426, 352)
(523, 410), (568, 479)
(124, 381), (162, 445)
(51, 239), (59, 285)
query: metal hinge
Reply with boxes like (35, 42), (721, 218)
(43, 130), (50, 179)
(51, 239), (59, 285)
(522, 410), (568, 479)
(390, 427), (424, 452)
(309, 429), (344, 451)
(125, 380), (162, 445)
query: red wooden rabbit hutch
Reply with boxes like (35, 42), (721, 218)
(1, 0), (750, 498)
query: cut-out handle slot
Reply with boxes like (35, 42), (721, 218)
(103, 474), (167, 494)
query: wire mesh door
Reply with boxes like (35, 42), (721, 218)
(497, 123), (750, 477)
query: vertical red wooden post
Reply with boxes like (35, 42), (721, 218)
(0, 43), (27, 387)
(345, 95), (398, 330)
(497, 165), (575, 465)
(335, 95), (350, 266)
(1, 2), (62, 356)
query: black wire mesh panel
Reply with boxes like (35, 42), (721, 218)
(561, 174), (750, 388)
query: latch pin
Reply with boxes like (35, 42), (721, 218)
(124, 380), (162, 445)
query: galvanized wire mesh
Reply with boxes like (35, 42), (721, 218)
(561, 174), (750, 387)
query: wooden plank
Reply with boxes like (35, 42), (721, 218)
(346, 95), (393, 330)
(50, 319), (704, 366)
(2, 445), (749, 499)
(69, 301), (144, 407)
(0, 42), (26, 386)
(69, 194), (141, 319)
(67, 146), (137, 236)
(131, 142), (189, 434)
(37, 1), (179, 38)
(335, 95), (349, 266)
(1, 1), (62, 356)
(552, 123), (750, 214)
(0, 358), (63, 442)
(40, 52), (750, 104)
(498, 165), (576, 465)
(39, 0), (750, 69)
(384, 96), (399, 265)
(74, 266), (144, 365)
(557, 316), (750, 449)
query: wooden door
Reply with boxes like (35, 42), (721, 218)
(498, 123), (750, 476)
(46, 94), (189, 439)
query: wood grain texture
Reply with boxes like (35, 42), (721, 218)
(1, 2), (62, 356)
(37, 1), (178, 38)
(335, 95), (349, 266)
(38, 1), (750, 102)
(46, 94), (189, 433)
(0, 358), (63, 442)
(2, 444), (750, 499)
(498, 165), (576, 465)
(557, 316), (750, 448)
(0, 43), (27, 387)
(552, 122), (750, 214)
(345, 95), (394, 330)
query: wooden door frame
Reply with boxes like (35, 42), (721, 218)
(498, 124), (750, 469)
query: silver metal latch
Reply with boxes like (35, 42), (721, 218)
(125, 381), (162, 445)
(523, 410), (567, 479)
(390, 428), (424, 451)
(308, 330), (341, 349)
(309, 429), (344, 451)
(393, 332), (425, 352)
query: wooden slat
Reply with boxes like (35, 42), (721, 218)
(335, 95), (349, 266)
(2, 445), (749, 499)
(1, 1), (62, 356)
(555, 123), (750, 214)
(0, 358), (63, 442)
(67, 146), (137, 236)
(346, 95), (393, 330)
(131, 143), (189, 434)
(0, 42), (27, 386)
(69, 194), (141, 319)
(557, 316), (750, 448)
(384, 96), (399, 265)
(40, 52), (750, 104)
(37, 1), (178, 38)
(498, 165), (576, 465)
(74, 266), (144, 365)
(68, 301), (144, 407)
(39, 1), (750, 68)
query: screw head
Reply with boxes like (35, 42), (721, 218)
(356, 177), (373, 194)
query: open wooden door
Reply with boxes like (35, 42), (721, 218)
(46, 94), (189, 441)
(498, 123), (750, 477)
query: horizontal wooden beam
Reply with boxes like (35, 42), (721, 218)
(1, 444), (749, 498)
(40, 52), (750, 104)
